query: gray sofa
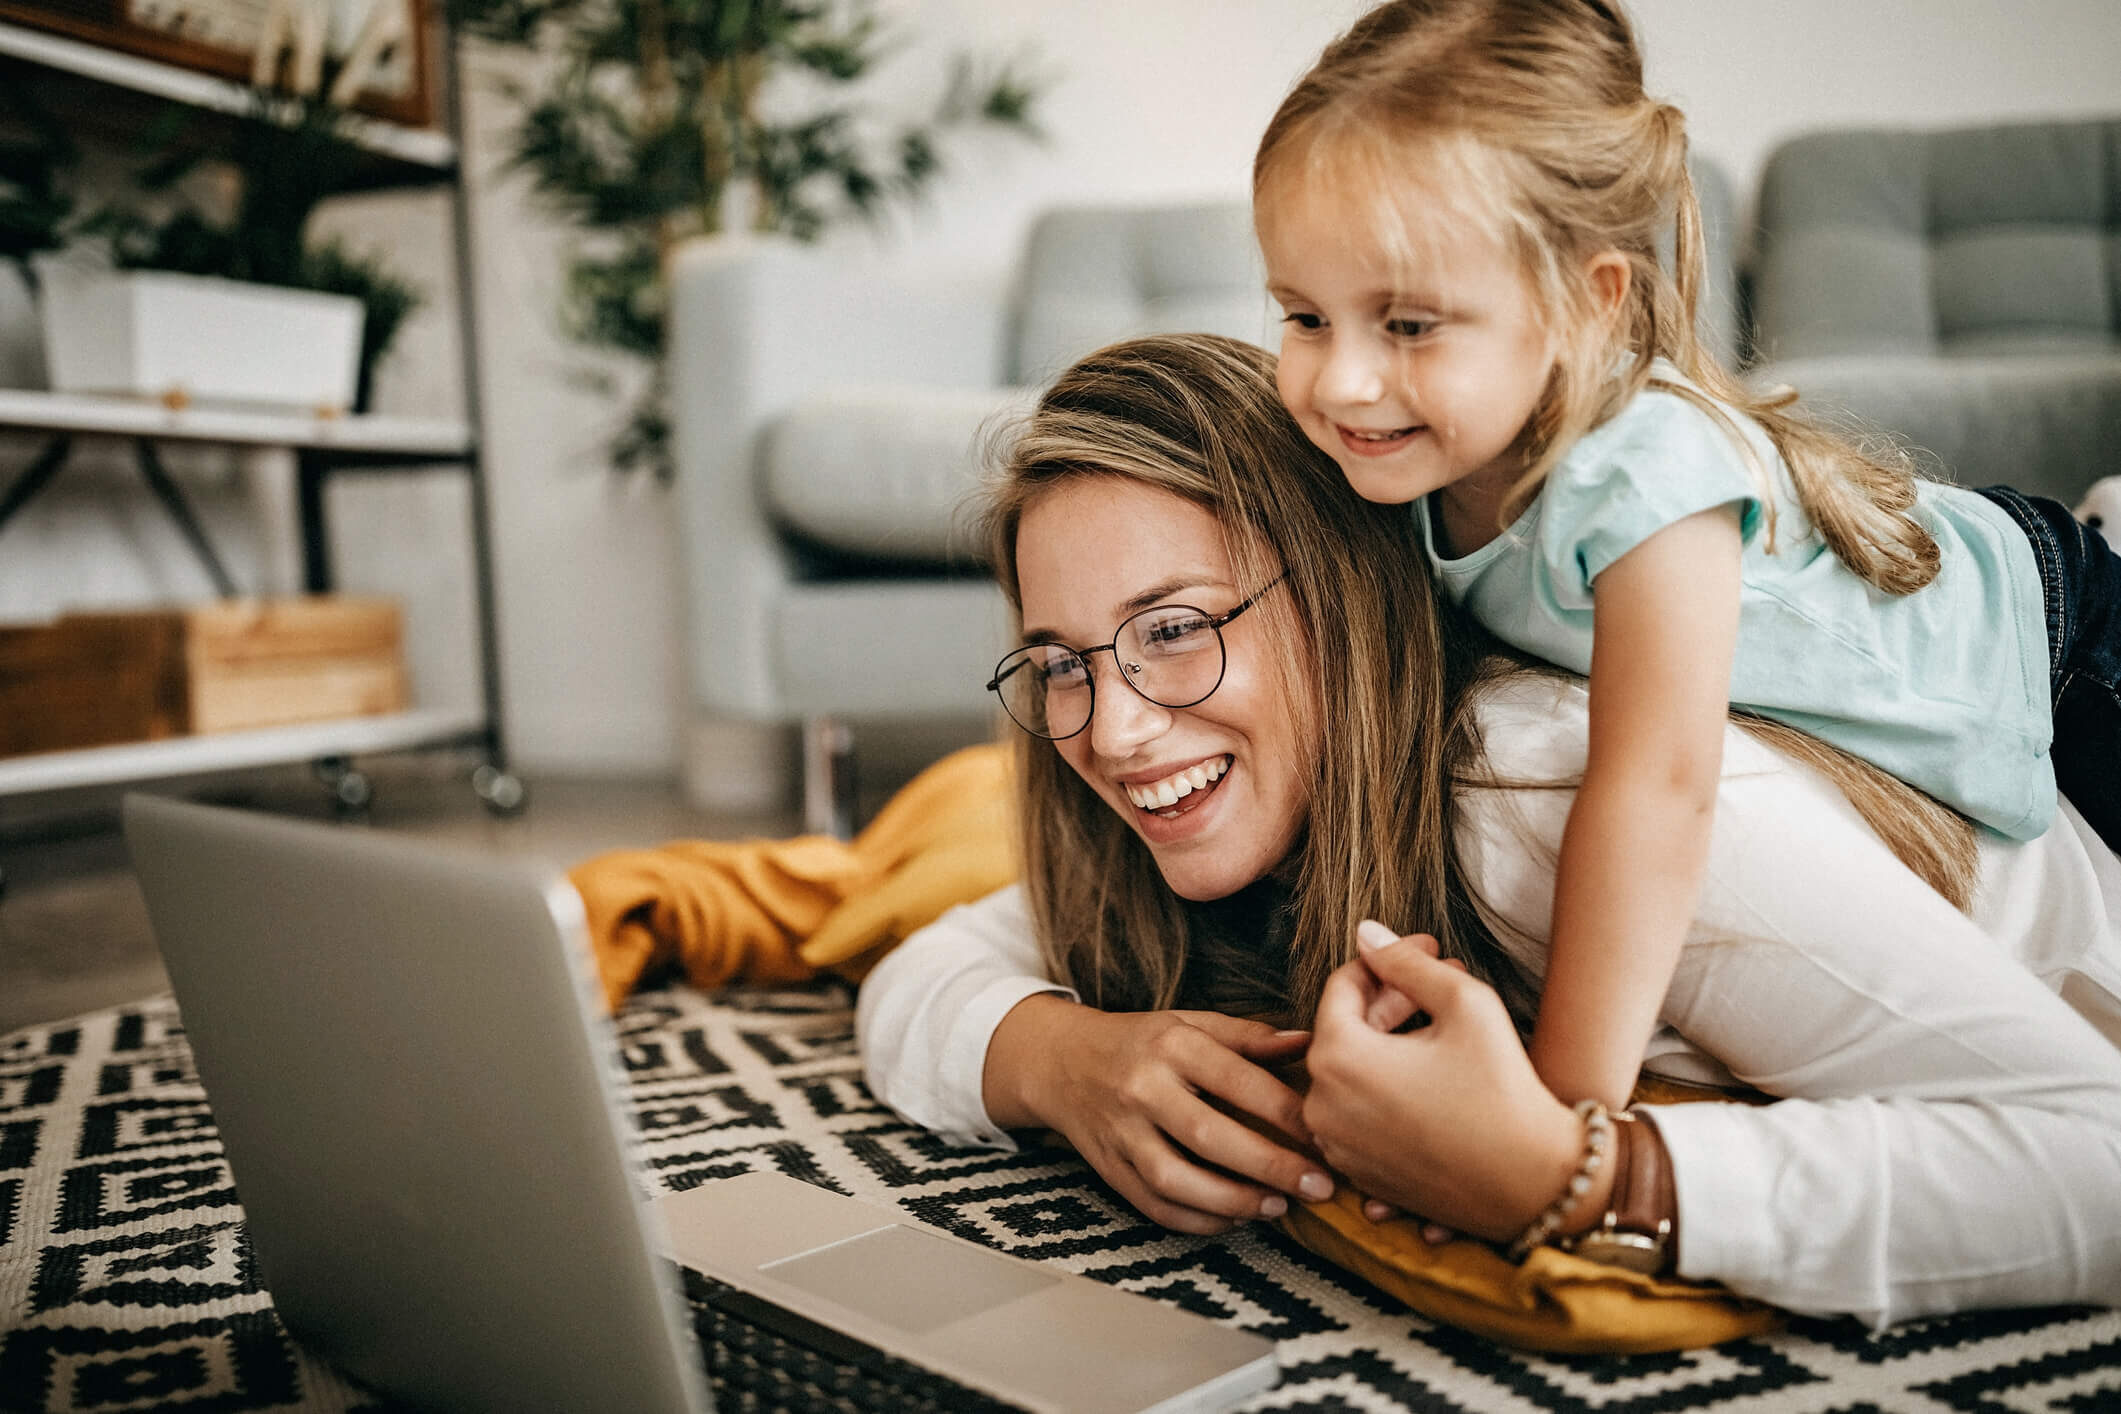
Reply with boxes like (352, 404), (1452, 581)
(1747, 118), (2121, 506)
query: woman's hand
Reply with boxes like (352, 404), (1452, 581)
(1303, 935), (1592, 1243)
(984, 995), (1333, 1235)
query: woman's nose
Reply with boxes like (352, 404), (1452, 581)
(1087, 658), (1171, 758)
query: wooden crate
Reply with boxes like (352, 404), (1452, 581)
(0, 613), (188, 756)
(0, 597), (407, 757)
(179, 597), (406, 734)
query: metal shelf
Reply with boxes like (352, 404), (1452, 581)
(0, 16), (515, 817)
(0, 391), (471, 458)
(0, 709), (488, 796)
(0, 20), (456, 175)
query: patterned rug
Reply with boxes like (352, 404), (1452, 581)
(3, 982), (2117, 1413)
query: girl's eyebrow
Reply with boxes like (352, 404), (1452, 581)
(1020, 575), (1232, 644)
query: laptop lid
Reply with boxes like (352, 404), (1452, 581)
(123, 793), (711, 1414)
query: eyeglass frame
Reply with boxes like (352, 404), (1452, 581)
(985, 572), (1288, 741)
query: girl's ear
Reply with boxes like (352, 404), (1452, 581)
(1584, 250), (1631, 325)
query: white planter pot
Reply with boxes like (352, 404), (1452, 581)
(34, 263), (363, 412)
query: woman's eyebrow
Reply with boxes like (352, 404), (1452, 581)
(1019, 575), (1230, 644)
(1119, 575), (1228, 614)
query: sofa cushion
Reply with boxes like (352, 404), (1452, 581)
(1750, 351), (2121, 506)
(762, 385), (1037, 564)
(1753, 119), (2121, 360)
(1010, 202), (1269, 383)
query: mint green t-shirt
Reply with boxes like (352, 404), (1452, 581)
(1414, 370), (2056, 840)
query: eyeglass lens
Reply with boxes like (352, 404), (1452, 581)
(993, 604), (1226, 739)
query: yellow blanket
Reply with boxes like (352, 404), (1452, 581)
(569, 744), (1017, 1013)
(568, 742), (1781, 1352)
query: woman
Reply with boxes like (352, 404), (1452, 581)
(856, 334), (2121, 1327)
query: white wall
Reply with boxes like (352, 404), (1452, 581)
(6, 1), (2119, 780)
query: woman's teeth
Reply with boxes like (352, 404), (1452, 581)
(1124, 756), (1230, 812)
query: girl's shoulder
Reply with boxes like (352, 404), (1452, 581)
(1566, 361), (1771, 484)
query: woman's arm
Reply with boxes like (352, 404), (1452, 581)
(1535, 504), (1742, 1108)
(855, 884), (1330, 1234)
(1437, 692), (2121, 1324)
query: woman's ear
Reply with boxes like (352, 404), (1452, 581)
(1584, 250), (1631, 326)
(1584, 250), (1632, 327)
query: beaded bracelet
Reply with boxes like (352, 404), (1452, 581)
(1504, 1099), (1613, 1262)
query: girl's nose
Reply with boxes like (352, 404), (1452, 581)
(1315, 335), (1386, 409)
(1087, 659), (1171, 759)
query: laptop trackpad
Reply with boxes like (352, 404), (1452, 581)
(761, 1224), (1059, 1335)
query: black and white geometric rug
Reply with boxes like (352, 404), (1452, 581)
(4, 982), (2118, 1413)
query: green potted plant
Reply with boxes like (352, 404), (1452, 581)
(38, 86), (421, 414)
(454, 0), (1045, 476)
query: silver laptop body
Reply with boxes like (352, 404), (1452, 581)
(123, 793), (1278, 1413)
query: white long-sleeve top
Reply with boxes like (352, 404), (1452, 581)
(856, 676), (2121, 1328)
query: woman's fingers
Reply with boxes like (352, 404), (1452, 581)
(1108, 1149), (1238, 1236)
(1354, 924), (1441, 1030)
(1355, 921), (1440, 957)
(1353, 935), (1479, 1024)
(1043, 1011), (1333, 1231)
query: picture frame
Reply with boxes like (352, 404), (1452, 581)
(0, 0), (437, 128)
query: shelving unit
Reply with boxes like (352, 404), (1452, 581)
(0, 13), (520, 826)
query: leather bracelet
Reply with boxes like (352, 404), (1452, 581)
(1504, 1099), (1612, 1262)
(1562, 1109), (1677, 1274)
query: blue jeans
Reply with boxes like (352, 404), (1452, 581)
(1976, 485), (2121, 853)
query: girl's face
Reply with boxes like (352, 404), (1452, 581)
(1259, 167), (1559, 523)
(1013, 477), (1313, 902)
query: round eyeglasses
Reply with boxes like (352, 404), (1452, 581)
(986, 574), (1286, 740)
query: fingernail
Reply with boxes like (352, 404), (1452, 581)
(1363, 1199), (1392, 1222)
(1423, 1224), (1453, 1245)
(1356, 919), (1398, 952)
(1259, 1195), (1288, 1219)
(1299, 1172), (1334, 1201)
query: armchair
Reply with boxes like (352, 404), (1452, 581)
(666, 203), (1267, 831)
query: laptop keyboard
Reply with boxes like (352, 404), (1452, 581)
(682, 1268), (1029, 1413)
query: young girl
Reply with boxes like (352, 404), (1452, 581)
(1252, 0), (2121, 1111)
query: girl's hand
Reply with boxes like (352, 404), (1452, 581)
(1303, 936), (1590, 1242)
(985, 996), (1331, 1235)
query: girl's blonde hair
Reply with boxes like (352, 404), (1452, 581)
(1254, 0), (1940, 595)
(986, 333), (1975, 1029)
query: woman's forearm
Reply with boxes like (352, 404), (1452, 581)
(855, 885), (1074, 1149)
(980, 992), (1078, 1129)
(1462, 682), (2121, 1319)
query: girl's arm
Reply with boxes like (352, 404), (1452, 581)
(855, 884), (1329, 1235)
(1531, 504), (1743, 1108)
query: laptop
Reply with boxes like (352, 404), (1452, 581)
(122, 793), (1278, 1414)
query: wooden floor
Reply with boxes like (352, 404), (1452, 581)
(0, 755), (815, 1037)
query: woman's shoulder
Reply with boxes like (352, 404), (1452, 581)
(1465, 670), (1794, 784)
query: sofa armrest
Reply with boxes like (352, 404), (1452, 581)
(666, 235), (1009, 720)
(1749, 352), (2121, 506)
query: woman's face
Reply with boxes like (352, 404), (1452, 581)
(1013, 477), (1313, 901)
